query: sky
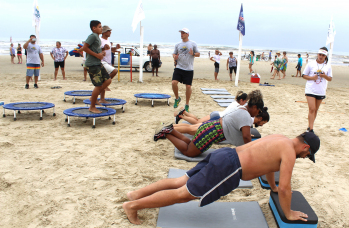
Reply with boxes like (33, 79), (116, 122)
(1, 0), (348, 54)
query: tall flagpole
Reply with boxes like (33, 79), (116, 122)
(235, 32), (243, 87)
(139, 21), (144, 82)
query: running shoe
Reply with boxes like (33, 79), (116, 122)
(175, 108), (186, 124)
(25, 84), (29, 89)
(154, 122), (173, 135)
(185, 104), (189, 113)
(154, 132), (166, 141)
(174, 97), (181, 108)
(34, 84), (38, 89)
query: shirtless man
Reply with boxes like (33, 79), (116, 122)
(123, 132), (320, 225)
(150, 44), (160, 76)
(147, 43), (153, 56)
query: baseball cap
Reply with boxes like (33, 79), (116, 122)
(301, 132), (320, 163)
(179, 28), (190, 34)
(102, 25), (112, 33)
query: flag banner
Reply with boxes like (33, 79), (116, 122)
(326, 19), (336, 45)
(10, 36), (12, 43)
(131, 0), (145, 33)
(237, 4), (245, 36)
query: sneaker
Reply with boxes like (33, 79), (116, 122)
(185, 104), (189, 113)
(154, 132), (166, 141)
(174, 97), (181, 108)
(34, 84), (38, 89)
(25, 84), (29, 89)
(154, 122), (174, 135)
(175, 108), (186, 124)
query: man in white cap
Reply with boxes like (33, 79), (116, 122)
(100, 25), (120, 84)
(172, 28), (200, 112)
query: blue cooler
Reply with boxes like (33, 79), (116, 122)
(120, 54), (130, 65)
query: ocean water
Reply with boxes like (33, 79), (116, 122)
(1, 38), (348, 65)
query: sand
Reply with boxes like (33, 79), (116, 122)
(0, 54), (349, 228)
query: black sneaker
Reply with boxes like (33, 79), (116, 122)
(25, 84), (29, 89)
(175, 108), (185, 124)
(159, 122), (174, 134)
(34, 84), (38, 89)
(154, 132), (166, 141)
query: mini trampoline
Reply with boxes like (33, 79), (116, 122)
(64, 90), (93, 104)
(3, 102), (55, 121)
(134, 93), (171, 107)
(83, 98), (127, 112)
(63, 107), (116, 128)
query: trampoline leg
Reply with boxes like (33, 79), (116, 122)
(63, 94), (66, 102)
(3, 107), (5, 117)
(67, 116), (70, 127)
(112, 115), (116, 125)
(73, 96), (76, 104)
(135, 98), (138, 105)
(13, 111), (16, 121)
(92, 118), (96, 128)
(152, 99), (154, 107)
(18, 110), (21, 114)
(109, 116), (111, 120)
(122, 105), (125, 113)
(53, 107), (56, 116)
(167, 99), (170, 106)
(40, 110), (43, 120)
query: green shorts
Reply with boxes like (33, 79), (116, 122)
(86, 64), (110, 87)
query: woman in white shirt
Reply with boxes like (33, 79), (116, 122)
(302, 47), (332, 133)
(210, 50), (222, 80)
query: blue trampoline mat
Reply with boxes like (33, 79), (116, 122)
(3, 102), (55, 110)
(134, 93), (171, 99)
(63, 107), (116, 117)
(64, 90), (93, 96)
(83, 98), (127, 106)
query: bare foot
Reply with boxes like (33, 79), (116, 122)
(123, 202), (142, 225)
(270, 77), (275, 79)
(89, 107), (102, 114)
(105, 87), (111, 91)
(54, 78), (57, 81)
(63, 78), (67, 80)
(90, 98), (102, 106)
(99, 99), (110, 104)
(277, 78), (281, 80)
(156, 75), (159, 77)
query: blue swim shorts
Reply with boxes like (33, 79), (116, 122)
(186, 147), (242, 207)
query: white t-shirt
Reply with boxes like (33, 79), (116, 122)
(26, 43), (43, 64)
(303, 60), (332, 96)
(213, 54), (221, 64)
(219, 102), (254, 126)
(100, 37), (111, 65)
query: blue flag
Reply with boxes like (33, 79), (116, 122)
(237, 4), (245, 36)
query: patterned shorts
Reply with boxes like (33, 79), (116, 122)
(192, 120), (226, 153)
(86, 64), (110, 87)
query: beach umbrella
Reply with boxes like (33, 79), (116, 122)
(235, 3), (245, 87)
(131, 0), (145, 82)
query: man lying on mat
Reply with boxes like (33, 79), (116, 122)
(123, 132), (320, 225)
(154, 90), (264, 157)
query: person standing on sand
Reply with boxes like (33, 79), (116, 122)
(100, 25), (120, 80)
(147, 43), (153, 56)
(208, 51), (210, 58)
(50, 41), (68, 80)
(294, 54), (303, 77)
(280, 51), (288, 79)
(270, 51), (282, 80)
(226, 51), (237, 81)
(302, 47), (332, 133)
(23, 35), (44, 89)
(306, 53), (309, 64)
(172, 28), (200, 112)
(248, 51), (254, 73)
(122, 132), (320, 225)
(269, 50), (272, 61)
(17, 44), (22, 64)
(210, 49), (222, 80)
(10, 43), (15, 64)
(150, 44), (160, 77)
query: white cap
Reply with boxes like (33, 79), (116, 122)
(318, 49), (328, 56)
(179, 28), (190, 34)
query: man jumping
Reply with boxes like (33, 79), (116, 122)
(123, 132), (320, 225)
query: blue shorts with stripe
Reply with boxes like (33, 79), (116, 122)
(186, 147), (242, 207)
(26, 64), (40, 77)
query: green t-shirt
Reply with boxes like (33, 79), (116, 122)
(85, 33), (101, 67)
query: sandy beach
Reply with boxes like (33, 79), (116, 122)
(1, 54), (349, 227)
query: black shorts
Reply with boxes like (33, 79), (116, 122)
(296, 65), (302, 71)
(172, 68), (194, 86)
(54, 61), (65, 69)
(152, 58), (159, 68)
(86, 64), (110, 87)
(147, 50), (150, 54)
(305, 94), (326, 100)
(229, 66), (237, 74)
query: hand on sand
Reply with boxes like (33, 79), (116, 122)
(89, 107), (102, 114)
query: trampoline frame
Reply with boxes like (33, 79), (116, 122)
(3, 102), (56, 121)
(63, 90), (93, 104)
(63, 107), (116, 128)
(83, 98), (126, 113)
(134, 93), (170, 107)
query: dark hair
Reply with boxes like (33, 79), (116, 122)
(251, 51), (254, 56)
(256, 107), (269, 122)
(319, 47), (329, 64)
(296, 133), (306, 143)
(30, 35), (36, 38)
(56, 41), (61, 45)
(90, 20), (101, 31)
(298, 54), (301, 57)
(235, 91), (248, 102)
(229, 52), (233, 55)
(247, 90), (264, 110)
(283, 51), (287, 55)
(275, 55), (277, 58)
